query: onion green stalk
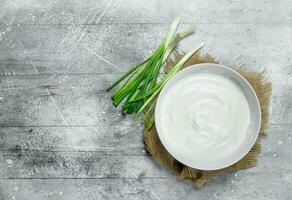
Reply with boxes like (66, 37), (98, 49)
(134, 43), (205, 128)
(107, 17), (205, 129)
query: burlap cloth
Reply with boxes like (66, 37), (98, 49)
(143, 53), (272, 188)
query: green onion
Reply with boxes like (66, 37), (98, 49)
(107, 17), (205, 129)
(134, 43), (205, 129)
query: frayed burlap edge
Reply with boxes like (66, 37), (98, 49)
(143, 53), (272, 188)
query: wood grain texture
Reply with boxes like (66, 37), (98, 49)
(0, 73), (291, 125)
(0, 125), (291, 180)
(0, 0), (292, 199)
(0, 175), (291, 200)
(1, 24), (291, 75)
(0, 0), (109, 25)
(1, 0), (292, 25)
(0, 126), (144, 154)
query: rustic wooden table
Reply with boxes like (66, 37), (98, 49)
(0, 0), (291, 199)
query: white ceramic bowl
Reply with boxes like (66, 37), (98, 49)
(155, 63), (261, 170)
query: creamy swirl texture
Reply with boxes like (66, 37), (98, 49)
(160, 73), (250, 163)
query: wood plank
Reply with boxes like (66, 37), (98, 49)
(0, 92), (134, 127)
(0, 125), (291, 179)
(0, 123), (290, 153)
(0, 125), (291, 199)
(0, 74), (126, 126)
(0, 153), (168, 179)
(0, 72), (291, 125)
(0, 172), (291, 200)
(0, 24), (123, 75)
(103, 0), (292, 24)
(1, 0), (292, 25)
(0, 126), (144, 154)
(0, 24), (159, 75)
(0, 24), (291, 75)
(0, 0), (109, 25)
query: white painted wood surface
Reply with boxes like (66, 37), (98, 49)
(0, 0), (291, 199)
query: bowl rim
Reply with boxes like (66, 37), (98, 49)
(154, 63), (261, 170)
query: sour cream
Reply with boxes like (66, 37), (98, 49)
(158, 73), (251, 163)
